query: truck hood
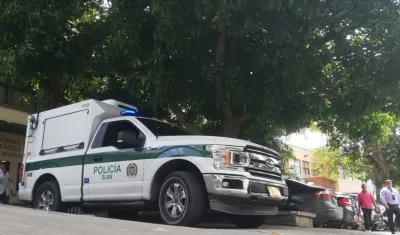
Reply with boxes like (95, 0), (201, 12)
(153, 135), (279, 155)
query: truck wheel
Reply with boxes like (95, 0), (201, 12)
(107, 209), (138, 220)
(158, 171), (206, 226)
(33, 181), (64, 212)
(230, 215), (266, 228)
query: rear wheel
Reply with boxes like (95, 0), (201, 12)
(373, 221), (388, 231)
(33, 181), (64, 212)
(158, 171), (206, 226)
(230, 215), (266, 228)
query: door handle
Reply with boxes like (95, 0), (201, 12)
(92, 156), (103, 162)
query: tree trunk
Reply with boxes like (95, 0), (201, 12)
(168, 98), (202, 135)
(222, 116), (240, 138)
(44, 87), (61, 109)
(364, 143), (390, 201)
(43, 77), (62, 109)
(374, 181), (383, 202)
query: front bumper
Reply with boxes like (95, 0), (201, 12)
(203, 174), (288, 216)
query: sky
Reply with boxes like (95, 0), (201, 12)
(283, 129), (327, 150)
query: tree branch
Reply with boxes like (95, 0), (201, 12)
(240, 113), (253, 123)
(214, 19), (234, 119)
(214, 24), (227, 91)
(168, 97), (202, 135)
(308, 24), (360, 51)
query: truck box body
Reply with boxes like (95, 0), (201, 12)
(21, 99), (136, 201)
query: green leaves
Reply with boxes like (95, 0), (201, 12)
(2, 0), (400, 146)
(311, 146), (365, 181)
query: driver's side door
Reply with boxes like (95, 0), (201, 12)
(84, 119), (147, 201)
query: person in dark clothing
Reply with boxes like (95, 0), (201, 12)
(380, 180), (400, 234)
(358, 183), (376, 232)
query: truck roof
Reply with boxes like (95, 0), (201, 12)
(26, 99), (138, 158)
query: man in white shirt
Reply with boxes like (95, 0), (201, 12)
(0, 163), (10, 204)
(2, 166), (11, 204)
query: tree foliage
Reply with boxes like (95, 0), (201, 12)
(1, 0), (400, 153)
(99, 0), (400, 141)
(315, 112), (400, 190)
(311, 147), (365, 181)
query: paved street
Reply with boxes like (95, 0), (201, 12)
(0, 205), (393, 235)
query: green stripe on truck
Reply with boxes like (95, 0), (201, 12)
(25, 145), (210, 172)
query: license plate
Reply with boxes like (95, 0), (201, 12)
(267, 186), (281, 198)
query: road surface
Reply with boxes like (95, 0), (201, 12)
(0, 205), (390, 235)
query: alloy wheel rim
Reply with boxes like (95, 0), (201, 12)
(38, 190), (54, 211)
(164, 182), (187, 218)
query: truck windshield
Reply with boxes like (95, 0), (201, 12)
(137, 118), (192, 136)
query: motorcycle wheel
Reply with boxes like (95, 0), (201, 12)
(374, 221), (387, 231)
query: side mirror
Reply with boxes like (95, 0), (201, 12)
(117, 130), (143, 148)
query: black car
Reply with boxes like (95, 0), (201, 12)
(326, 192), (359, 229)
(279, 179), (343, 226)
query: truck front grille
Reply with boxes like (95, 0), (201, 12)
(243, 145), (283, 181)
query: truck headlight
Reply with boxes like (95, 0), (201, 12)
(206, 145), (250, 171)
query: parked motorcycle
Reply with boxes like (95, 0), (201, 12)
(357, 204), (388, 231)
(372, 210), (388, 231)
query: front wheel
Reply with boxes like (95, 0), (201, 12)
(373, 221), (388, 231)
(33, 181), (64, 212)
(158, 171), (206, 226)
(230, 215), (266, 228)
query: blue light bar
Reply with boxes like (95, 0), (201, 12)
(120, 109), (137, 116)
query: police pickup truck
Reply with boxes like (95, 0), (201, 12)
(18, 99), (288, 228)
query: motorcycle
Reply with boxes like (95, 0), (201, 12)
(372, 210), (388, 231)
(357, 205), (388, 231)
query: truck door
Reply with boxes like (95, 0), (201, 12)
(83, 119), (147, 201)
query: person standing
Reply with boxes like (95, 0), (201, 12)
(380, 179), (400, 234)
(358, 183), (376, 232)
(0, 163), (6, 203)
(2, 167), (12, 204)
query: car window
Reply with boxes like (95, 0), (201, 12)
(137, 118), (191, 136)
(92, 120), (145, 149)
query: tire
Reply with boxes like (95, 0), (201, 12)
(374, 221), (387, 231)
(107, 209), (138, 220)
(33, 181), (64, 212)
(158, 171), (206, 226)
(230, 215), (266, 228)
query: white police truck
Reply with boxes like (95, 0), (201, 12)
(18, 99), (288, 227)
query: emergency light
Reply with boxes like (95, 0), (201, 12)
(120, 109), (137, 116)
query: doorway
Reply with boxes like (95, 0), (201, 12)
(0, 160), (10, 171)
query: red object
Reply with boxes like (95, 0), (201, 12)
(337, 197), (351, 207)
(314, 191), (332, 199)
(358, 191), (374, 209)
(19, 164), (24, 183)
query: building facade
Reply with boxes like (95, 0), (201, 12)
(0, 83), (36, 196)
(288, 144), (376, 195)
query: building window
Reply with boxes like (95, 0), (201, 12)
(0, 84), (36, 111)
(302, 161), (310, 176)
(289, 159), (301, 176)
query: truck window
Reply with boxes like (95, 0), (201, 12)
(93, 120), (145, 149)
(136, 118), (191, 136)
